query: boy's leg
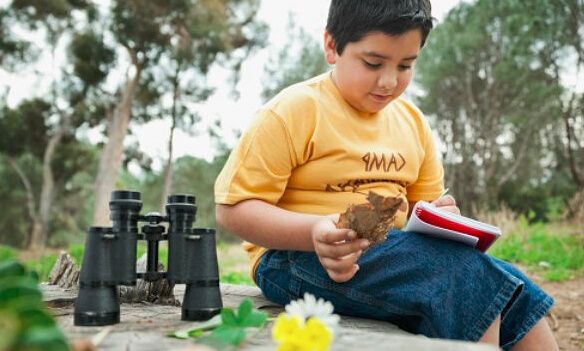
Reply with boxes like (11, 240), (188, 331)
(256, 230), (527, 342)
(479, 315), (500, 345)
(490, 259), (557, 350)
(511, 318), (558, 351)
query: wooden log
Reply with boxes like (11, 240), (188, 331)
(48, 252), (178, 306)
(118, 255), (178, 306)
(49, 251), (80, 289)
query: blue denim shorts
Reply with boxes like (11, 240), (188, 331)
(255, 230), (554, 350)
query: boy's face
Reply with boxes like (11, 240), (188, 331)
(325, 29), (422, 114)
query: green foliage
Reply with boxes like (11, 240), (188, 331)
(498, 175), (579, 222)
(169, 298), (268, 349)
(24, 255), (58, 283)
(0, 245), (17, 261)
(261, 14), (330, 102)
(415, 0), (581, 215)
(220, 272), (253, 286)
(490, 218), (584, 281)
(0, 257), (70, 351)
(0, 135), (98, 249)
(0, 99), (50, 158)
(68, 244), (84, 266)
(69, 30), (116, 87)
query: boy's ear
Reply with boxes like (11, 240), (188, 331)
(324, 31), (338, 65)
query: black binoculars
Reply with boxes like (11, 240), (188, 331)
(74, 190), (222, 326)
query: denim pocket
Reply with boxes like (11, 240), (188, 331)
(262, 249), (291, 269)
(256, 250), (302, 306)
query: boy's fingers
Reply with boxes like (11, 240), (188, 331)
(433, 194), (456, 206)
(326, 264), (360, 283)
(316, 228), (356, 244)
(319, 251), (361, 272)
(318, 238), (369, 259)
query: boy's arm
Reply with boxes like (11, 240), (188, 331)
(215, 200), (369, 283)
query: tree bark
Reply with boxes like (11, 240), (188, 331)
(159, 82), (179, 214)
(5, 156), (44, 250)
(33, 130), (64, 249)
(93, 58), (143, 226)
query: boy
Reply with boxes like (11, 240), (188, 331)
(214, 0), (558, 349)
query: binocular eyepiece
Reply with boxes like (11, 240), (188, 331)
(74, 190), (222, 326)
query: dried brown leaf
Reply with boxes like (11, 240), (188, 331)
(337, 192), (403, 249)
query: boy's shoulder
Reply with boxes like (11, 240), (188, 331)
(263, 72), (331, 112)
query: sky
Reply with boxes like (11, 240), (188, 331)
(133, 0), (466, 166)
(0, 0), (466, 168)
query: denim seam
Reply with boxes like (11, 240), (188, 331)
(500, 295), (555, 350)
(257, 273), (295, 302)
(465, 275), (523, 341)
(290, 261), (438, 336)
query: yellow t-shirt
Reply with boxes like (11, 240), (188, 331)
(214, 72), (444, 280)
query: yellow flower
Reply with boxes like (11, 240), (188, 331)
(297, 318), (333, 351)
(272, 313), (303, 343)
(272, 295), (337, 351)
(277, 339), (310, 351)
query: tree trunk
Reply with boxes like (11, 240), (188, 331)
(159, 134), (174, 213)
(93, 63), (143, 226)
(159, 83), (179, 214)
(5, 156), (43, 250)
(33, 131), (64, 249)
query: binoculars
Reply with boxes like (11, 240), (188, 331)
(74, 190), (222, 326)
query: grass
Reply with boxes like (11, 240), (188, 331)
(4, 215), (582, 284)
(489, 216), (584, 281)
(1, 239), (253, 286)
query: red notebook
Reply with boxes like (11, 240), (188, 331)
(404, 201), (502, 252)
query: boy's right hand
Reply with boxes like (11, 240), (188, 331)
(311, 216), (369, 283)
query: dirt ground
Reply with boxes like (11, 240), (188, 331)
(524, 268), (584, 351)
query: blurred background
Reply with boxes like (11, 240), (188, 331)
(0, 0), (583, 287)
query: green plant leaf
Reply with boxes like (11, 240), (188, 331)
(239, 310), (268, 329)
(168, 299), (268, 348)
(0, 309), (19, 351)
(220, 308), (237, 327)
(197, 335), (237, 351)
(236, 298), (252, 324)
(211, 325), (247, 346)
(17, 326), (69, 351)
(0, 278), (43, 308)
(0, 260), (25, 278)
(167, 314), (222, 338)
(17, 308), (57, 329)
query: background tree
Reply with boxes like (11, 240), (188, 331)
(92, 0), (267, 226)
(0, 99), (96, 248)
(0, 5), (30, 70)
(0, 0), (101, 249)
(262, 14), (330, 102)
(415, 0), (578, 217)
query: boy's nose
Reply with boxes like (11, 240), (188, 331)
(378, 70), (398, 91)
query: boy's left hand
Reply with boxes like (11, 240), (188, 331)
(431, 195), (461, 215)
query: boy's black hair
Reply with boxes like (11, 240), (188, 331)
(326, 0), (434, 54)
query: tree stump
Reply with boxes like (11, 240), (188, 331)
(49, 251), (80, 289)
(48, 251), (178, 306)
(118, 255), (179, 306)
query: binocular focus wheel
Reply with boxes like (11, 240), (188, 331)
(182, 308), (222, 321)
(74, 312), (120, 326)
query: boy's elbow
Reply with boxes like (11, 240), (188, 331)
(215, 203), (232, 232)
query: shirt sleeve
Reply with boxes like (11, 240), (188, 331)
(405, 116), (444, 202)
(214, 108), (296, 206)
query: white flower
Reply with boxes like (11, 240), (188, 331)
(285, 293), (340, 334)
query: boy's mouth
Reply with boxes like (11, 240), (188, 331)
(369, 93), (392, 102)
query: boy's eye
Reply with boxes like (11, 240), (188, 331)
(398, 65), (412, 71)
(363, 60), (381, 69)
